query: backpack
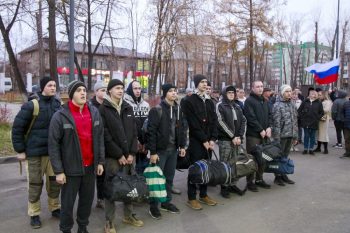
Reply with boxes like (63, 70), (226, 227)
(142, 105), (162, 144)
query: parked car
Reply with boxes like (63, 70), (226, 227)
(4, 77), (12, 91)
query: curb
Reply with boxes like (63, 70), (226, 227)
(0, 155), (18, 164)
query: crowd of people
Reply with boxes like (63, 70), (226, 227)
(11, 74), (350, 233)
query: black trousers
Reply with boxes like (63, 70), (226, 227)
(246, 136), (265, 182)
(60, 166), (95, 232)
(96, 171), (105, 200)
(334, 120), (344, 144)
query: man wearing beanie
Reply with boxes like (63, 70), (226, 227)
(99, 79), (143, 233)
(123, 80), (150, 174)
(12, 77), (61, 229)
(90, 81), (107, 209)
(216, 85), (247, 198)
(147, 83), (186, 219)
(272, 84), (297, 186)
(181, 74), (218, 210)
(49, 80), (105, 233)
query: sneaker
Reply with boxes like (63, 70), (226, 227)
(187, 200), (202, 210)
(30, 215), (41, 229)
(171, 187), (181, 195)
(247, 182), (258, 192)
(77, 227), (89, 233)
(198, 196), (217, 206)
(123, 214), (144, 227)
(51, 209), (60, 219)
(302, 150), (308, 155)
(228, 185), (246, 196)
(96, 199), (104, 209)
(281, 174), (295, 184)
(293, 146), (299, 152)
(220, 186), (230, 199)
(104, 221), (117, 233)
(274, 176), (285, 186)
(149, 207), (162, 219)
(255, 180), (271, 189)
(160, 203), (180, 214)
(309, 150), (314, 155)
(334, 144), (343, 149)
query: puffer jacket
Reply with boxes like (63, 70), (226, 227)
(331, 90), (347, 121)
(216, 86), (246, 141)
(12, 93), (62, 157)
(298, 98), (324, 129)
(272, 96), (298, 140)
(343, 100), (350, 129)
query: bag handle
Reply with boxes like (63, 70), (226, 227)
(207, 149), (219, 161)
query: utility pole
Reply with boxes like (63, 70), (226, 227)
(69, 0), (75, 82)
(336, 0), (340, 89)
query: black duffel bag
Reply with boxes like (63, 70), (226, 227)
(104, 165), (149, 203)
(188, 150), (235, 186)
(250, 140), (282, 166)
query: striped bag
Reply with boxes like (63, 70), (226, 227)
(143, 164), (167, 203)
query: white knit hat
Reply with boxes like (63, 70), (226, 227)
(280, 84), (292, 96)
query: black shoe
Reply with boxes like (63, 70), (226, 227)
(274, 176), (285, 186)
(323, 149), (328, 154)
(340, 154), (350, 158)
(255, 180), (271, 189)
(228, 185), (246, 196)
(62, 231), (71, 233)
(281, 174), (295, 184)
(302, 150), (308, 154)
(220, 186), (230, 198)
(77, 228), (89, 233)
(247, 182), (258, 192)
(309, 150), (314, 155)
(149, 207), (162, 219)
(313, 148), (321, 152)
(51, 209), (61, 219)
(160, 203), (180, 214)
(30, 215), (41, 229)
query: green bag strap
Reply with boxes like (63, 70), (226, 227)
(20, 99), (39, 175)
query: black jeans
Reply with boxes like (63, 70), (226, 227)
(334, 120), (344, 144)
(60, 166), (95, 232)
(96, 171), (105, 200)
(246, 136), (265, 182)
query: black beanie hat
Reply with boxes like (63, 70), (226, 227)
(162, 83), (176, 98)
(40, 76), (55, 92)
(107, 79), (124, 93)
(226, 85), (236, 94)
(68, 80), (86, 99)
(193, 74), (207, 88)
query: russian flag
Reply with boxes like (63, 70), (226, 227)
(305, 59), (340, 84)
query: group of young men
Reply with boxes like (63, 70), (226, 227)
(12, 74), (300, 233)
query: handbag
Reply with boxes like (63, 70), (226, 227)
(143, 163), (167, 203)
(236, 146), (257, 178)
(265, 157), (294, 174)
(104, 165), (149, 202)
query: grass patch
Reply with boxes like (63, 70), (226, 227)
(0, 123), (15, 156)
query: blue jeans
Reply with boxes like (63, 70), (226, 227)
(303, 128), (316, 150)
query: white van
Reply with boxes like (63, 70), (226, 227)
(4, 77), (12, 91)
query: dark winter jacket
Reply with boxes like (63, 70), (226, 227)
(298, 98), (324, 129)
(12, 93), (62, 157)
(48, 103), (105, 176)
(331, 90), (347, 121)
(90, 96), (102, 109)
(216, 86), (246, 141)
(99, 96), (138, 160)
(272, 96), (298, 139)
(181, 91), (218, 162)
(343, 101), (350, 129)
(147, 99), (186, 155)
(243, 92), (272, 138)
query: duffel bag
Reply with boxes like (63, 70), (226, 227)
(188, 151), (235, 186)
(143, 163), (167, 203)
(236, 148), (257, 178)
(104, 165), (149, 203)
(265, 157), (294, 174)
(250, 140), (283, 166)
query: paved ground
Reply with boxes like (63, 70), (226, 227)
(0, 124), (350, 233)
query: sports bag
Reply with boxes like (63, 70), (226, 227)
(104, 165), (149, 202)
(250, 140), (282, 166)
(264, 157), (294, 174)
(236, 147), (257, 178)
(188, 151), (235, 186)
(143, 163), (167, 203)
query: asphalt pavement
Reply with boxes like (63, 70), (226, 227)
(0, 124), (350, 233)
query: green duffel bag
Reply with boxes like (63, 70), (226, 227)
(236, 148), (258, 178)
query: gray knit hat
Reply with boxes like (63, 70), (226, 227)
(94, 81), (107, 92)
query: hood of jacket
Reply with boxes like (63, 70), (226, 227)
(338, 90), (347, 99)
(221, 85), (236, 105)
(126, 81), (141, 103)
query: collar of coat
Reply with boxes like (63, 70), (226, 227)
(194, 89), (211, 100)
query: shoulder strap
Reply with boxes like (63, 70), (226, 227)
(25, 99), (39, 140)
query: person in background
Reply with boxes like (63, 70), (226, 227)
(330, 87), (338, 102)
(206, 81), (219, 106)
(341, 97), (350, 158)
(294, 87), (305, 102)
(236, 88), (246, 106)
(298, 87), (324, 155)
(291, 90), (302, 151)
(331, 90), (347, 149)
(90, 81), (107, 209)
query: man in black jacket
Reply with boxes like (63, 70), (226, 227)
(216, 85), (247, 198)
(244, 80), (272, 192)
(12, 76), (62, 229)
(181, 74), (218, 210)
(49, 80), (104, 233)
(147, 84), (186, 219)
(99, 79), (143, 233)
(90, 81), (107, 209)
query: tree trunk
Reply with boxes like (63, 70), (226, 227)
(36, 0), (45, 79)
(48, 0), (59, 91)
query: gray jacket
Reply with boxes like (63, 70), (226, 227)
(48, 103), (105, 176)
(272, 96), (298, 140)
(331, 90), (347, 121)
